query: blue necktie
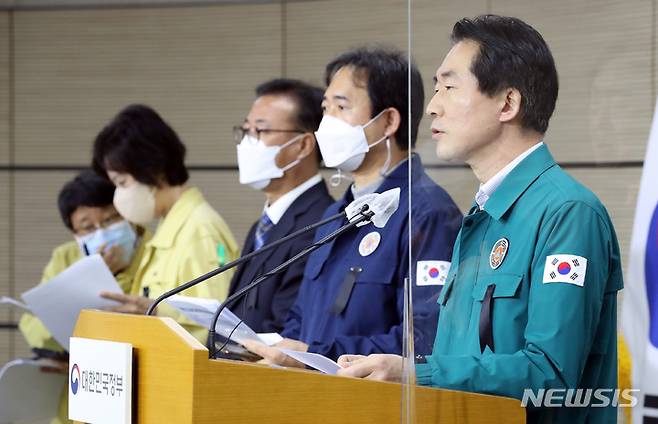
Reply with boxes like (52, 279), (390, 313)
(254, 213), (274, 250)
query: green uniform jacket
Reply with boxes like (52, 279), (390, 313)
(416, 145), (623, 423)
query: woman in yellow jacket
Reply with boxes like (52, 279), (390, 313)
(92, 104), (239, 343)
(19, 170), (149, 353)
(18, 170), (149, 424)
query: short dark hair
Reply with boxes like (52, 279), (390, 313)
(255, 78), (324, 133)
(256, 78), (324, 163)
(92, 104), (189, 186)
(58, 169), (116, 231)
(325, 47), (424, 149)
(451, 15), (559, 134)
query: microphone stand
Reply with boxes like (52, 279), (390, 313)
(207, 205), (375, 359)
(145, 210), (347, 316)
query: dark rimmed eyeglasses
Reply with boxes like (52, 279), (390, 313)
(232, 126), (304, 143)
(73, 212), (123, 236)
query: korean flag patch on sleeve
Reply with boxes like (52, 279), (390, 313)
(542, 254), (588, 287)
(417, 261), (451, 286)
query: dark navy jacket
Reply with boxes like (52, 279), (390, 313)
(227, 180), (334, 333)
(281, 155), (462, 359)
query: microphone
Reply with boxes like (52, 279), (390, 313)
(345, 187), (400, 228)
(144, 189), (399, 316)
(145, 209), (348, 316)
(207, 187), (402, 358)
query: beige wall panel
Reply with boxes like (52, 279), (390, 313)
(0, 173), (10, 324)
(8, 0), (241, 6)
(13, 171), (75, 296)
(425, 167), (478, 214)
(285, 0), (407, 86)
(0, 333), (11, 365)
(569, 167), (641, 270)
(189, 170), (266, 250)
(0, 331), (33, 376)
(489, 0), (653, 163)
(13, 4), (282, 166)
(0, 12), (9, 166)
(1, 155), (15, 366)
(12, 329), (32, 358)
(411, 0), (489, 166)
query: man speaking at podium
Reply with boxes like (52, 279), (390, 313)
(337, 15), (623, 424)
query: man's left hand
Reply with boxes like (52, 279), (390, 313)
(336, 354), (404, 382)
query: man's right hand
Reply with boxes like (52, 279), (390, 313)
(243, 338), (308, 368)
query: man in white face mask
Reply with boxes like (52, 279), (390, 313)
(226, 79), (333, 337)
(244, 47), (463, 367)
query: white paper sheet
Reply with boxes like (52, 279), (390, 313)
(20, 254), (123, 351)
(257, 333), (284, 346)
(164, 295), (282, 346)
(0, 296), (31, 312)
(0, 358), (67, 424)
(277, 349), (342, 375)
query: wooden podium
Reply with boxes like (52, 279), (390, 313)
(72, 310), (526, 423)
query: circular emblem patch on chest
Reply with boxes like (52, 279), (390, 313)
(359, 232), (381, 257)
(489, 238), (509, 270)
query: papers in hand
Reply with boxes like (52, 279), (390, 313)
(21, 254), (124, 350)
(164, 295), (282, 346)
(277, 349), (342, 375)
(164, 296), (340, 374)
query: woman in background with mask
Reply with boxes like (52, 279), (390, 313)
(18, 169), (148, 424)
(19, 169), (148, 355)
(92, 104), (239, 343)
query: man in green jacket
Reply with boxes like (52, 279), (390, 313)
(337, 15), (623, 423)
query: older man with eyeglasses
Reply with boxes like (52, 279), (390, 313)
(223, 78), (333, 343)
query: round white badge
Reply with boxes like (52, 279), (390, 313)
(489, 238), (509, 270)
(359, 232), (381, 257)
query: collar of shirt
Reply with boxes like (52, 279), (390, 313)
(264, 174), (323, 225)
(148, 187), (206, 249)
(480, 143), (558, 220)
(475, 142), (544, 210)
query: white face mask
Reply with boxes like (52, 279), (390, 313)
(236, 134), (303, 190)
(314, 110), (387, 172)
(113, 182), (157, 225)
